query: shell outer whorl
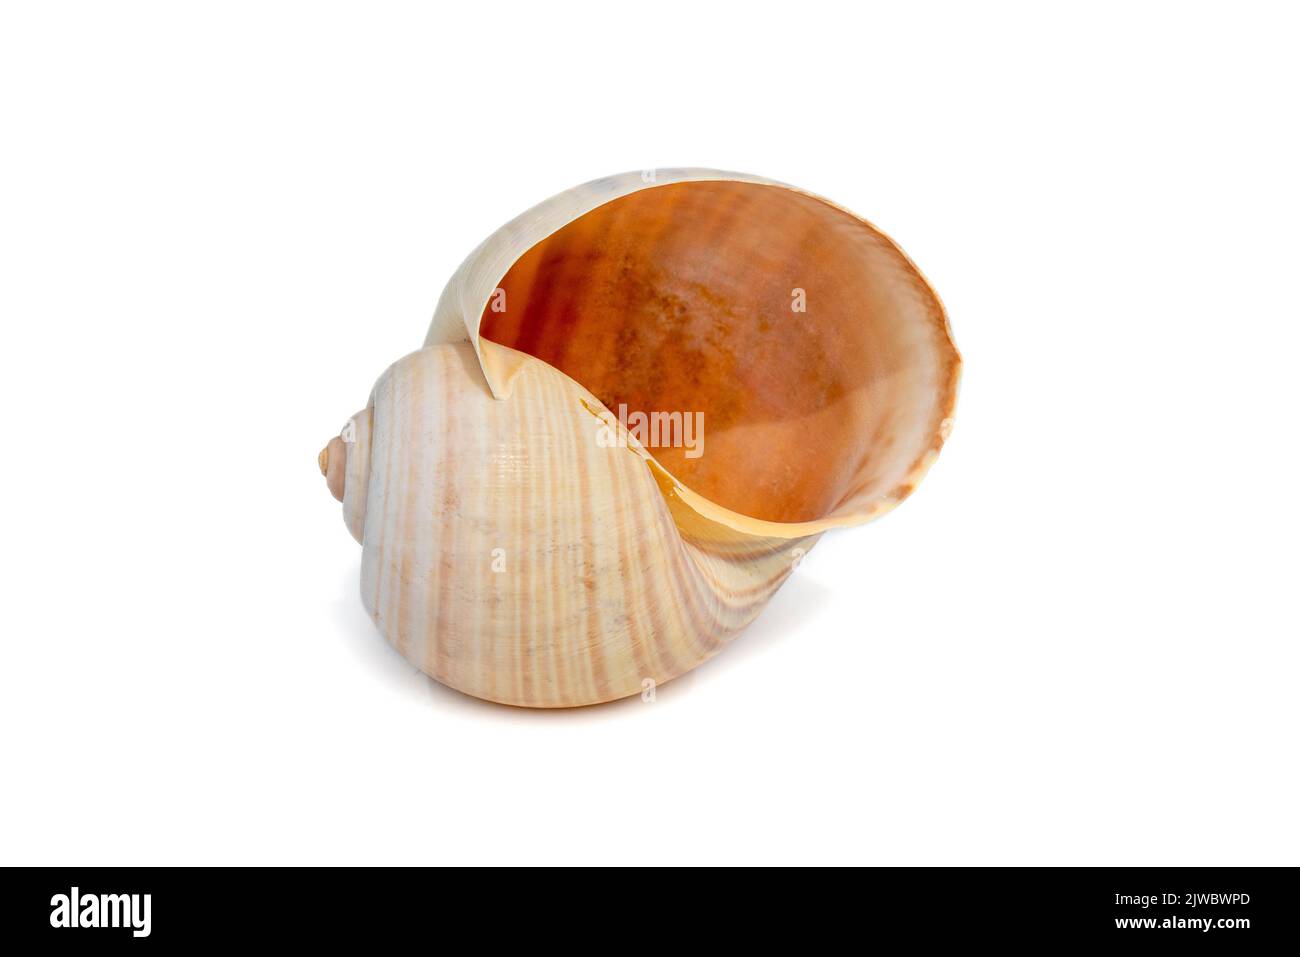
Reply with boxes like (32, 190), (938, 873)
(356, 341), (809, 707)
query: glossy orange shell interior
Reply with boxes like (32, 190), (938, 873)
(480, 180), (958, 525)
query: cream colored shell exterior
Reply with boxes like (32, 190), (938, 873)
(350, 341), (815, 707)
(336, 169), (956, 707)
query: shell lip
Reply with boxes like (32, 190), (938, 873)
(430, 168), (961, 541)
(427, 169), (787, 398)
(489, 338), (961, 543)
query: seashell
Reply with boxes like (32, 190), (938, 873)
(320, 169), (960, 708)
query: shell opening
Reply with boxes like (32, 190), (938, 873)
(479, 180), (959, 525)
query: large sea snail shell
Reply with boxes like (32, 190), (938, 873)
(321, 169), (960, 708)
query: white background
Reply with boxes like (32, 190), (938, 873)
(1, 2), (1296, 866)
